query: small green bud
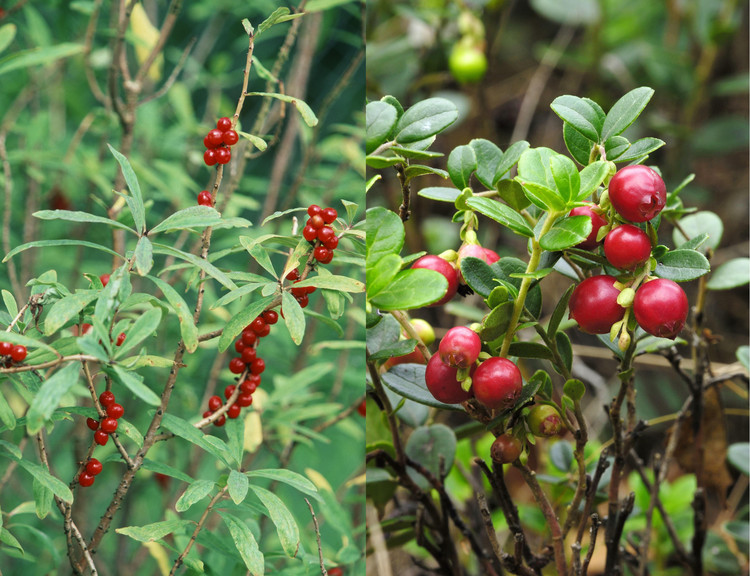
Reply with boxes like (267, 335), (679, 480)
(617, 287), (636, 308)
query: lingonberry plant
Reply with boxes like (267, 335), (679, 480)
(365, 89), (749, 575)
(0, 3), (365, 576)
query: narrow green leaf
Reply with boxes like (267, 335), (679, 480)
(150, 206), (221, 234)
(245, 469), (320, 500)
(0, 24), (17, 56)
(614, 137), (664, 163)
(654, 250), (711, 282)
(601, 87), (654, 142)
(290, 274), (364, 293)
(281, 292), (305, 345)
(141, 458), (195, 484)
(133, 236), (153, 276)
(211, 283), (265, 309)
(2, 289), (17, 319)
(250, 486), (300, 557)
(175, 479), (214, 512)
(110, 366), (161, 406)
(228, 470), (249, 505)
(15, 459), (73, 503)
(394, 98), (458, 144)
(550, 95), (604, 141)
(256, 7), (291, 35)
(113, 307), (162, 358)
(219, 512), (264, 576)
(33, 477), (53, 519)
(108, 144), (145, 234)
(366, 100), (398, 154)
(417, 186), (461, 203)
(3, 239), (124, 263)
(548, 284), (575, 336)
(145, 275), (198, 353)
(218, 295), (276, 352)
(160, 413), (233, 467)
(151, 243), (237, 290)
(246, 92), (317, 127)
(44, 291), (98, 335)
(447, 145), (477, 190)
(26, 362), (80, 434)
(466, 196), (534, 238)
(0, 391), (16, 431)
(239, 131), (267, 150)
(0, 528), (23, 553)
(0, 42), (83, 77)
(116, 520), (192, 543)
(33, 210), (135, 233)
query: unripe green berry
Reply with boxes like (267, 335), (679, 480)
(527, 405), (563, 437)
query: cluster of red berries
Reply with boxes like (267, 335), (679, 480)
(85, 391), (125, 449)
(78, 457), (103, 487)
(203, 310), (279, 426)
(203, 117), (239, 167)
(568, 165), (688, 340)
(303, 205), (338, 265)
(286, 268), (315, 309)
(0, 342), (27, 365)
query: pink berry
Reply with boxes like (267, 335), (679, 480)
(604, 224), (652, 270)
(424, 355), (473, 404)
(608, 165), (667, 223)
(438, 326), (481, 369)
(569, 275), (625, 334)
(633, 279), (688, 339)
(472, 357), (523, 411)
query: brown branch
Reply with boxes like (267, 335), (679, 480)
(134, 0), (183, 85)
(305, 498), (329, 575)
(395, 163), (412, 222)
(581, 514), (601, 576)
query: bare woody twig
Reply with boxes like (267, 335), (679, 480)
(306, 498), (328, 576)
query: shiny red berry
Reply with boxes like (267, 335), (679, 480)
(223, 129), (239, 146)
(490, 434), (522, 463)
(483, 248), (500, 264)
(357, 399), (366, 417)
(197, 190), (213, 207)
(633, 279), (688, 339)
(328, 569), (344, 576)
(100, 417), (118, 434)
(227, 404), (242, 419)
(79, 472), (95, 487)
(302, 225), (317, 242)
(94, 430), (109, 446)
(307, 205), (322, 217)
(411, 255), (459, 307)
(317, 226), (335, 244)
(86, 418), (99, 431)
(99, 273), (110, 287)
(237, 392), (253, 407)
(321, 208), (337, 224)
(241, 329), (257, 347)
(214, 415), (226, 427)
(107, 403), (124, 419)
(286, 269), (300, 281)
(224, 385), (237, 399)
(604, 224), (652, 270)
(241, 347), (257, 364)
(569, 275), (625, 334)
(240, 379), (258, 394)
(86, 458), (103, 476)
(234, 339), (246, 353)
(204, 149), (218, 166)
(425, 355), (473, 404)
(202, 410), (213, 419)
(10, 345), (27, 362)
(115, 333), (126, 347)
(569, 204), (608, 250)
(216, 147), (231, 165)
(208, 395), (222, 412)
(217, 117), (232, 131)
(250, 358), (265, 375)
(99, 391), (115, 408)
(608, 165), (667, 223)
(323, 236), (339, 251)
(206, 129), (224, 148)
(0, 342), (11, 355)
(473, 357), (523, 411)
(250, 317), (267, 334)
(262, 310), (278, 325)
(438, 326), (481, 369)
(314, 246), (331, 262)
(309, 215), (325, 229)
(229, 357), (246, 374)
(295, 294), (309, 308)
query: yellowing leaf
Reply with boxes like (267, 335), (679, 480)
(144, 542), (170, 576)
(304, 467), (333, 493)
(130, 3), (163, 82)
(243, 411), (263, 453)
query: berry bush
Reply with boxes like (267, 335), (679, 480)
(0, 3), (365, 575)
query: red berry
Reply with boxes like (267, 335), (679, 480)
(227, 404), (242, 419)
(197, 190), (213, 207)
(438, 326), (481, 369)
(569, 275), (625, 334)
(307, 205), (322, 217)
(107, 403), (124, 419)
(202, 135), (212, 149)
(216, 147), (231, 165)
(604, 224), (652, 270)
(321, 208), (337, 224)
(99, 273), (110, 287)
(357, 399), (366, 417)
(79, 472), (95, 487)
(317, 226), (335, 244)
(94, 430), (109, 446)
(216, 117), (232, 131)
(527, 405), (563, 437)
(86, 458), (103, 476)
(302, 225), (317, 242)
(115, 333), (126, 347)
(241, 329), (257, 347)
(99, 391), (115, 408)
(457, 243), (495, 266)
(262, 310), (278, 325)
(86, 418), (99, 431)
(154, 472), (170, 490)
(204, 149), (218, 166)
(208, 395), (222, 412)
(206, 129), (224, 148)
(100, 417), (118, 434)
(309, 215), (325, 229)
(222, 129), (239, 146)
(224, 385), (237, 400)
(291, 286), (307, 298)
(323, 236), (339, 251)
(0, 342), (11, 355)
(250, 317), (267, 334)
(255, 323), (271, 338)
(250, 358), (265, 375)
(214, 415), (226, 427)
(328, 569), (344, 576)
(411, 255), (459, 307)
(229, 357), (246, 374)
(237, 392), (253, 407)
(473, 357), (523, 411)
(314, 246), (331, 262)
(490, 434), (523, 464)
(234, 339), (246, 353)
(202, 410), (212, 419)
(569, 204), (608, 250)
(286, 269), (300, 281)
(633, 279), (688, 339)
(240, 379), (258, 394)
(425, 355), (473, 404)
(608, 165), (667, 223)
(483, 248), (500, 264)
(10, 345), (27, 362)
(295, 294), (309, 308)
(241, 347), (257, 364)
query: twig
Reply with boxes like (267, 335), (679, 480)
(305, 498), (328, 576)
(395, 163), (412, 222)
(581, 514), (601, 576)
(476, 491), (506, 575)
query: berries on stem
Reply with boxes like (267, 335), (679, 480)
(569, 275), (625, 334)
(438, 326), (481, 369)
(633, 278), (688, 339)
(472, 357), (523, 411)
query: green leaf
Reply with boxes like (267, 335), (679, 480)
(555, 331), (573, 374)
(109, 366), (161, 406)
(367, 339), (418, 361)
(0, 391), (16, 431)
(368, 269), (447, 310)
(228, 469), (249, 505)
(494, 140), (530, 183)
(550, 95), (603, 142)
(240, 239), (277, 279)
(33, 477), (53, 519)
(15, 459), (73, 503)
(33, 210), (135, 233)
(417, 186), (461, 203)
(94, 266), (131, 326)
(2, 289), (18, 319)
(496, 179), (531, 212)
(145, 275), (198, 353)
(0, 24), (16, 56)
(480, 301), (513, 341)
(141, 458), (195, 484)
(578, 161), (609, 200)
(470, 139), (503, 190)
(654, 250), (711, 282)
(494, 258), (543, 319)
(116, 520), (191, 543)
(604, 135), (630, 160)
(114, 307), (162, 358)
(550, 154), (580, 204)
(256, 7), (297, 35)
(563, 379), (585, 401)
(108, 144), (146, 235)
(563, 122), (595, 166)
(250, 486), (300, 557)
(0, 42), (83, 77)
(367, 253), (402, 300)
(150, 206), (221, 234)
(245, 469), (319, 500)
(540, 215), (592, 251)
(133, 236), (153, 276)
(365, 206), (404, 266)
(26, 362), (80, 434)
(672, 211), (723, 251)
(405, 424), (456, 490)
(530, 0), (600, 25)
(394, 98), (458, 144)
(519, 180), (566, 211)
(246, 92), (317, 127)
(601, 87), (654, 142)
(219, 513), (264, 576)
(381, 365), (462, 410)
(44, 291), (98, 335)
(366, 100), (398, 154)
(549, 440), (574, 472)
(614, 137), (665, 163)
(447, 145), (477, 189)
(460, 256), (497, 298)
(281, 292), (305, 345)
(0, 528), (23, 553)
(508, 341), (553, 360)
(239, 131), (267, 151)
(160, 413), (233, 467)
(728, 443), (750, 475)
(517, 147), (556, 188)
(151, 243), (237, 290)
(291, 275), (364, 293)
(548, 284), (574, 336)
(175, 479), (215, 512)
(466, 197), (534, 238)
(404, 164), (448, 180)
(3, 239), (124, 263)
(707, 258), (750, 290)
(218, 295), (276, 352)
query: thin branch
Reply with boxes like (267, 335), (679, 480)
(305, 498), (328, 575)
